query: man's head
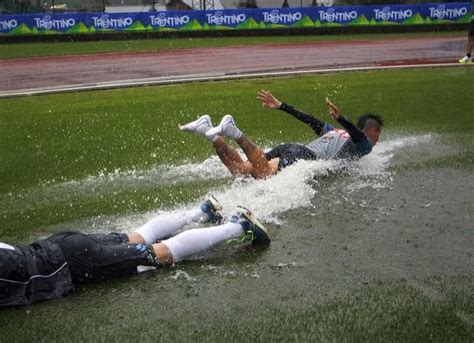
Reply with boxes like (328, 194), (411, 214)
(357, 113), (384, 145)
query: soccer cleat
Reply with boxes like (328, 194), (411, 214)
(232, 206), (270, 246)
(458, 55), (472, 64)
(205, 114), (242, 140)
(179, 115), (213, 138)
(200, 195), (223, 224)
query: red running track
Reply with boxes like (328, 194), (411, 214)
(0, 35), (466, 96)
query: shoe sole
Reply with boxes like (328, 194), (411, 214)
(208, 195), (222, 212)
(236, 206), (270, 246)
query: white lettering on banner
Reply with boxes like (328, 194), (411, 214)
(0, 19), (18, 30)
(92, 15), (133, 29)
(149, 13), (190, 27)
(206, 11), (246, 25)
(429, 5), (468, 20)
(34, 16), (76, 30)
(263, 10), (302, 24)
(318, 8), (357, 22)
(374, 7), (413, 21)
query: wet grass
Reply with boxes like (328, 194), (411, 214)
(1, 67), (472, 189)
(0, 67), (473, 341)
(0, 67), (472, 240)
(2, 274), (472, 342)
(0, 31), (465, 59)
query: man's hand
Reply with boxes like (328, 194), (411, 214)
(325, 97), (341, 120)
(257, 90), (283, 109)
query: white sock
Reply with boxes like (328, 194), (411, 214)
(179, 114), (214, 140)
(162, 222), (243, 263)
(205, 114), (242, 141)
(134, 207), (208, 245)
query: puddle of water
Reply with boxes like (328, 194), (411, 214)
(18, 133), (437, 234)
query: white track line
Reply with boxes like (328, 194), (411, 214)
(0, 62), (469, 98)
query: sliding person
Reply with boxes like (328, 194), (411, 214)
(180, 90), (383, 179)
(0, 197), (270, 307)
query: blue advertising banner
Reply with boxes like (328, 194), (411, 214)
(0, 3), (471, 35)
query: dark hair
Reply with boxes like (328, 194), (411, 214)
(356, 112), (384, 130)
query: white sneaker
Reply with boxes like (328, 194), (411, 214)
(458, 55), (472, 64)
(205, 114), (242, 140)
(179, 115), (213, 137)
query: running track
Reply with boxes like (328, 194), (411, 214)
(0, 35), (469, 98)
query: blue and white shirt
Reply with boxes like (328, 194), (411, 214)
(280, 103), (373, 160)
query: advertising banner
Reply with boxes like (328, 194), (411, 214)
(0, 3), (471, 36)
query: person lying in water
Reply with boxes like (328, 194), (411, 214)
(0, 197), (269, 307)
(180, 90), (383, 179)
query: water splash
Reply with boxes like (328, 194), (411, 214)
(47, 156), (229, 191)
(193, 134), (435, 223)
(352, 134), (433, 175)
(1, 134), (436, 231)
(211, 159), (335, 224)
(90, 134), (436, 232)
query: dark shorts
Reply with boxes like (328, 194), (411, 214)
(469, 18), (474, 36)
(49, 231), (158, 284)
(265, 143), (319, 170)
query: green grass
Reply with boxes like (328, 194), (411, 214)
(0, 31), (465, 59)
(0, 68), (473, 341)
(0, 67), (472, 240)
(2, 275), (473, 342)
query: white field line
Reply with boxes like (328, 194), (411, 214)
(0, 62), (469, 98)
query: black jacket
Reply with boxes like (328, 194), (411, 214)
(0, 238), (75, 307)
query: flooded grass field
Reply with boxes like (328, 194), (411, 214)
(0, 68), (472, 341)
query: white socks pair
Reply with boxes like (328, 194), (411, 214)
(179, 114), (242, 141)
(161, 222), (243, 263)
(134, 207), (208, 245)
(134, 206), (245, 264)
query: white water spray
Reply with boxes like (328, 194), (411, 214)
(1, 134), (437, 232)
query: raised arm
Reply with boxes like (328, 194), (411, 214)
(325, 97), (366, 143)
(257, 90), (326, 135)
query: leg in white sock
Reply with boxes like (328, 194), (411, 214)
(179, 114), (214, 140)
(134, 207), (209, 245)
(161, 222), (243, 263)
(205, 115), (242, 141)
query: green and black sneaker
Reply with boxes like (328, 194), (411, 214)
(233, 206), (270, 247)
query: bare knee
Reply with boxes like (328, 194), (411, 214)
(247, 151), (277, 179)
(152, 242), (174, 267)
(127, 232), (146, 244)
(251, 159), (279, 179)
